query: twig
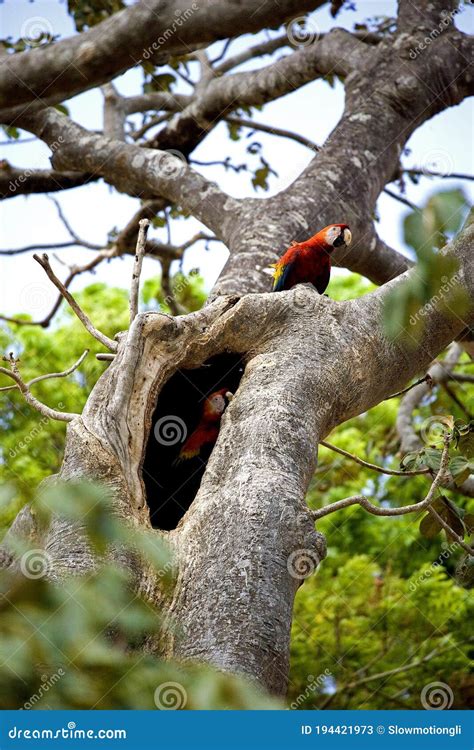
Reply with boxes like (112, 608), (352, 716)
(320, 640), (470, 708)
(383, 187), (419, 211)
(129, 219), (149, 325)
(225, 115), (320, 152)
(96, 353), (116, 361)
(33, 253), (117, 352)
(0, 248), (113, 329)
(403, 168), (474, 181)
(0, 349), (89, 392)
(0, 241), (78, 256)
(441, 381), (472, 420)
(49, 196), (100, 249)
(426, 505), (474, 555)
(320, 440), (429, 476)
(386, 374), (432, 400)
(131, 113), (171, 141)
(313, 437), (450, 520)
(0, 354), (79, 422)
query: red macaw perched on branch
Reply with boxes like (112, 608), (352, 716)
(175, 388), (231, 463)
(271, 224), (352, 294)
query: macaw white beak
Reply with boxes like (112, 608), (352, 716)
(343, 228), (352, 246)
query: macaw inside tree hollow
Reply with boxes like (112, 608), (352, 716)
(271, 224), (352, 294)
(175, 388), (231, 463)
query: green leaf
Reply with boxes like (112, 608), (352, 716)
(419, 513), (442, 539)
(449, 456), (472, 486)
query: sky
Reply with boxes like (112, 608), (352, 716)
(0, 0), (473, 320)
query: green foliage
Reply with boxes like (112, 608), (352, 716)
(290, 342), (473, 709)
(142, 270), (207, 313)
(67, 0), (125, 32)
(383, 189), (470, 342)
(0, 285), (129, 526)
(0, 482), (279, 709)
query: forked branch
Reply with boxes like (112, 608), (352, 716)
(0, 353), (82, 422)
(33, 253), (117, 352)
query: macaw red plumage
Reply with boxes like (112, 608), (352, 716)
(271, 224), (352, 293)
(175, 388), (230, 463)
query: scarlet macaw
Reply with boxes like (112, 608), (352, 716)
(271, 224), (352, 293)
(174, 388), (231, 463)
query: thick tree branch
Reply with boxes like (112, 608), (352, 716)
(0, 0), (327, 122)
(19, 108), (240, 242)
(151, 29), (366, 153)
(0, 164), (97, 199)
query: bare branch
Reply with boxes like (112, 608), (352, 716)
(313, 436), (451, 521)
(0, 0), (327, 121)
(0, 350), (90, 393)
(403, 168), (474, 182)
(0, 354), (79, 422)
(386, 374), (433, 400)
(0, 248), (114, 329)
(102, 82), (126, 141)
(0, 164), (97, 200)
(225, 115), (320, 151)
(33, 253), (117, 352)
(214, 34), (289, 74)
(383, 187), (419, 211)
(48, 196), (102, 250)
(426, 505), (474, 556)
(130, 219), (149, 325)
(320, 440), (429, 476)
(0, 241), (77, 257)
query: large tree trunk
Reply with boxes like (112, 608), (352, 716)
(2, 219), (472, 694)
